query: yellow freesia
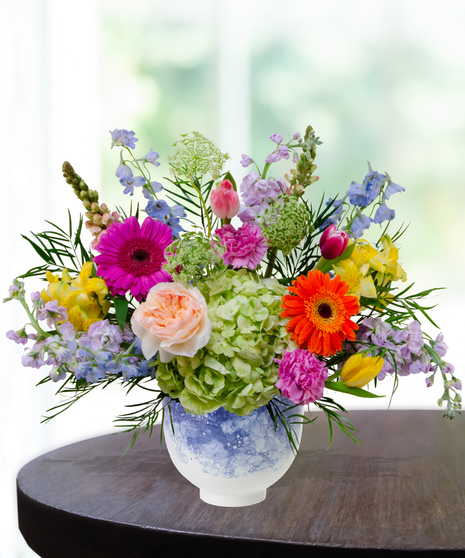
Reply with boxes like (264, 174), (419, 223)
(340, 353), (384, 388)
(374, 235), (407, 283)
(41, 263), (110, 331)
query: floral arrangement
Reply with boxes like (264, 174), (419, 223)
(5, 125), (461, 451)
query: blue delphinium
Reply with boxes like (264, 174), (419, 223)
(120, 176), (147, 196)
(373, 202), (395, 225)
(346, 164), (387, 207)
(146, 199), (171, 220)
(110, 129), (138, 149)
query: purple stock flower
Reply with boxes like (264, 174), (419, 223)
(434, 333), (448, 357)
(31, 291), (41, 302)
(6, 329), (28, 345)
(279, 145), (290, 159)
(110, 129), (138, 149)
(238, 171), (283, 223)
(87, 320), (123, 352)
(269, 133), (283, 144)
(38, 300), (68, 328)
(265, 151), (281, 164)
(293, 132), (301, 140)
(119, 175), (146, 196)
(240, 154), (253, 167)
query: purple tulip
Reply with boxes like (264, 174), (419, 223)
(319, 225), (349, 260)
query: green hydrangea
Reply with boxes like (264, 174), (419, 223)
(262, 197), (311, 255)
(167, 131), (230, 181)
(163, 231), (225, 286)
(155, 269), (289, 416)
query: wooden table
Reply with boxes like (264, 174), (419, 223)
(17, 410), (465, 557)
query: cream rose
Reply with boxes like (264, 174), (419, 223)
(131, 282), (212, 362)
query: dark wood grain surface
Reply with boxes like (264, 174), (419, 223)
(17, 410), (465, 557)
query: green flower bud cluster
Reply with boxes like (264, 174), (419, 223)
(155, 269), (289, 416)
(163, 231), (226, 286)
(288, 125), (321, 190)
(262, 197), (311, 255)
(167, 131), (230, 181)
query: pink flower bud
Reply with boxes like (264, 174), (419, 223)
(210, 179), (240, 219)
(319, 225), (349, 260)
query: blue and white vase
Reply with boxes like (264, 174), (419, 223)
(163, 398), (304, 507)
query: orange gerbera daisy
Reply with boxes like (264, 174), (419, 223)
(281, 269), (360, 357)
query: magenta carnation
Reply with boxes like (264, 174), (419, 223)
(275, 349), (328, 405)
(94, 216), (172, 301)
(215, 222), (268, 270)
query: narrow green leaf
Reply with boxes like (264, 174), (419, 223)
(325, 381), (385, 398)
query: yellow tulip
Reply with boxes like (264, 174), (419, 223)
(340, 353), (384, 388)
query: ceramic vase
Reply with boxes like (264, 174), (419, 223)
(163, 398), (303, 507)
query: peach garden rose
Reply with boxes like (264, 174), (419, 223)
(131, 282), (212, 363)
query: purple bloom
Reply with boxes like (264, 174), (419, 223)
(275, 349), (328, 405)
(240, 154), (253, 168)
(434, 333), (448, 357)
(165, 217), (184, 237)
(144, 148), (160, 167)
(425, 377), (433, 387)
(384, 179), (405, 200)
(215, 223), (268, 270)
(145, 199), (171, 220)
(238, 171), (283, 223)
(119, 175), (146, 196)
(265, 151), (281, 164)
(170, 204), (187, 219)
(278, 145), (290, 159)
(115, 162), (133, 179)
(373, 202), (395, 225)
(269, 133), (283, 144)
(31, 291), (41, 302)
(58, 321), (75, 342)
(293, 132), (301, 140)
(292, 153), (299, 163)
(406, 321), (424, 355)
(443, 362), (455, 375)
(110, 129), (138, 149)
(350, 213), (373, 238)
(49, 366), (66, 382)
(87, 320), (123, 352)
(6, 329), (28, 345)
(8, 285), (19, 297)
(38, 300), (68, 328)
(347, 167), (386, 207)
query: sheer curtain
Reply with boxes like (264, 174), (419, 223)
(2, 1), (465, 556)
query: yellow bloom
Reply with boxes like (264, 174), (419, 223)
(375, 235), (407, 283)
(333, 259), (377, 299)
(340, 353), (384, 388)
(41, 263), (110, 331)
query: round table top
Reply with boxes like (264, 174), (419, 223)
(17, 409), (465, 557)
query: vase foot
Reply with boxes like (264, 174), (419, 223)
(200, 489), (266, 507)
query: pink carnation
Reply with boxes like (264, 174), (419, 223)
(275, 349), (328, 405)
(215, 222), (268, 270)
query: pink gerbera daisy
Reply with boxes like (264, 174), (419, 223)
(94, 216), (172, 301)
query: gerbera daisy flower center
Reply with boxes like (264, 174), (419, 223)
(317, 302), (333, 320)
(118, 238), (164, 277)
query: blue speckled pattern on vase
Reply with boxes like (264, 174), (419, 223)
(165, 398), (301, 479)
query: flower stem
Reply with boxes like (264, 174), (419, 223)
(190, 178), (212, 237)
(264, 247), (278, 278)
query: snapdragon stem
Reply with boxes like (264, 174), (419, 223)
(18, 297), (48, 337)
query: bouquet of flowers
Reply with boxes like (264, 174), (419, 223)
(5, 125), (460, 451)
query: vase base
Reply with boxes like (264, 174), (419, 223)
(200, 489), (266, 507)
